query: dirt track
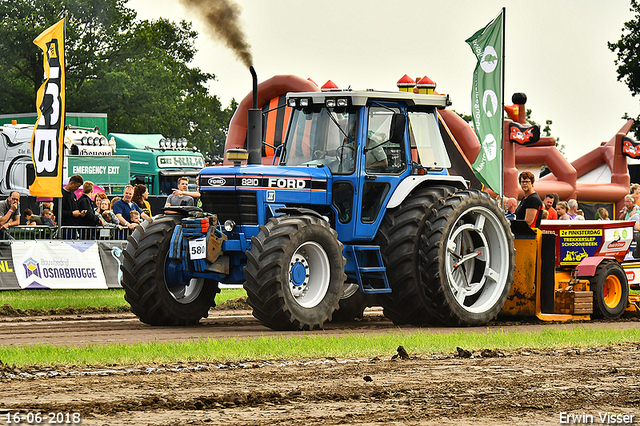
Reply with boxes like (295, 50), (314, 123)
(1, 310), (639, 425)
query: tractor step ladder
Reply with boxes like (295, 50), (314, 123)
(344, 245), (391, 294)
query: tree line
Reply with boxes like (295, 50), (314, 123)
(0, 0), (236, 158)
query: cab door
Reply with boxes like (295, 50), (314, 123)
(354, 104), (408, 239)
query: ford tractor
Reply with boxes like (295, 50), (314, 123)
(121, 68), (516, 330)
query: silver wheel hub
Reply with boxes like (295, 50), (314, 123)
(444, 205), (509, 314)
(288, 241), (331, 308)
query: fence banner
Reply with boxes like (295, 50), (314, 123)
(97, 241), (126, 289)
(10, 240), (107, 289)
(0, 243), (20, 290)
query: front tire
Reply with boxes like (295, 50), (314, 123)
(244, 215), (346, 330)
(590, 260), (628, 319)
(121, 215), (218, 326)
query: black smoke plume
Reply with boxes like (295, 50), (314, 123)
(179, 0), (253, 68)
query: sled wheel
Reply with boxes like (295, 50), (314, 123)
(121, 215), (218, 326)
(244, 215), (346, 330)
(591, 260), (628, 319)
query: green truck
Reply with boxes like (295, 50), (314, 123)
(108, 133), (205, 195)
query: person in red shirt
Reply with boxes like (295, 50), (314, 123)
(543, 194), (558, 220)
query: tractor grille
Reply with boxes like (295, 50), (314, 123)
(201, 191), (258, 225)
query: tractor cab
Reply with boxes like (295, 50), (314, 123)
(280, 90), (456, 241)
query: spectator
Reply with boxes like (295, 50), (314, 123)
(95, 192), (108, 207)
(619, 195), (638, 220)
(133, 184), (152, 217)
(515, 171), (543, 228)
(40, 200), (53, 215)
(77, 181), (106, 227)
(542, 210), (549, 220)
(165, 177), (200, 207)
(0, 191), (21, 237)
(41, 209), (56, 226)
(101, 211), (123, 230)
(543, 194), (558, 220)
(61, 175), (85, 226)
(575, 209), (586, 220)
(112, 185), (150, 231)
(23, 208), (43, 225)
(567, 199), (579, 220)
(504, 197), (517, 220)
(597, 207), (610, 220)
(110, 197), (121, 210)
(556, 201), (571, 220)
(129, 210), (141, 224)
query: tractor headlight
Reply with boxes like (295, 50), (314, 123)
(288, 98), (297, 107)
(81, 136), (88, 145)
(326, 99), (336, 108)
(224, 220), (236, 232)
(337, 98), (348, 107)
(299, 98), (309, 107)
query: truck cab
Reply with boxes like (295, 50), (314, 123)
(109, 133), (205, 195)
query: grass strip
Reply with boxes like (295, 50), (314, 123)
(1, 325), (638, 368)
(0, 288), (247, 313)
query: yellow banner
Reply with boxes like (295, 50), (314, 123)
(30, 18), (66, 197)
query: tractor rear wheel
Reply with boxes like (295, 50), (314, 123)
(420, 189), (515, 325)
(590, 260), (628, 319)
(244, 215), (346, 330)
(121, 215), (219, 326)
(376, 186), (456, 325)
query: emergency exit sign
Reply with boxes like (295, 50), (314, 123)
(67, 155), (130, 185)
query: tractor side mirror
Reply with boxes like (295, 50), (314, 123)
(389, 113), (406, 144)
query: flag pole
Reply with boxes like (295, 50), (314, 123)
(499, 7), (505, 204)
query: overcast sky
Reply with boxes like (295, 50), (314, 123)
(128, 0), (638, 162)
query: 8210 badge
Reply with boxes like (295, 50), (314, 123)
(4, 411), (81, 424)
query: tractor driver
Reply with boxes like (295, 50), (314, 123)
(365, 131), (389, 171)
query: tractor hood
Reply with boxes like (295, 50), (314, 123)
(198, 164), (331, 206)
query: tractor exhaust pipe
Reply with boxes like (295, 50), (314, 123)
(247, 66), (262, 165)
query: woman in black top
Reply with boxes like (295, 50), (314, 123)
(515, 171), (543, 228)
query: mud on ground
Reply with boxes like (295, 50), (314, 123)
(1, 344), (639, 425)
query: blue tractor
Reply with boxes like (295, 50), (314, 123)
(121, 70), (516, 330)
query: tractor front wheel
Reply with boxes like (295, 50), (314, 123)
(244, 215), (346, 330)
(120, 215), (219, 326)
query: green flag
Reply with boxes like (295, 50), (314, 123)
(466, 10), (503, 193)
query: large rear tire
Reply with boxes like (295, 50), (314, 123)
(244, 215), (346, 330)
(121, 215), (218, 326)
(590, 260), (628, 319)
(420, 190), (515, 325)
(376, 186), (456, 325)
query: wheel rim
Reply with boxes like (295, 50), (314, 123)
(288, 241), (330, 308)
(603, 274), (622, 309)
(165, 254), (205, 304)
(444, 205), (510, 314)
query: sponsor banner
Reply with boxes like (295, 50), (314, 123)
(11, 241), (107, 289)
(97, 241), (126, 289)
(30, 18), (66, 197)
(559, 228), (603, 265)
(599, 227), (633, 256)
(466, 10), (503, 193)
(0, 243), (20, 290)
(625, 267), (640, 285)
